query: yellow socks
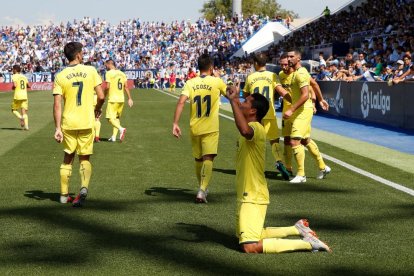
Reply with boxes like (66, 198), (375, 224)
(60, 164), (72, 195)
(271, 142), (283, 163)
(95, 120), (101, 138)
(262, 238), (312, 253)
(306, 140), (326, 170)
(79, 160), (92, 189)
(292, 145), (305, 176)
(109, 118), (121, 138)
(12, 110), (22, 119)
(23, 114), (28, 129)
(261, 226), (300, 239)
(200, 160), (213, 192)
(283, 144), (293, 171)
(195, 161), (203, 184)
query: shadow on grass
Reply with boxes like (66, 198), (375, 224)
(24, 190), (67, 203)
(0, 203), (253, 274)
(173, 223), (238, 251)
(0, 127), (22, 131)
(213, 168), (236, 175)
(213, 168), (286, 181)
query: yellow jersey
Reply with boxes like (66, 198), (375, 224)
(12, 73), (29, 100)
(243, 70), (279, 120)
(105, 69), (127, 103)
(181, 75), (227, 136)
(236, 121), (269, 205)
(290, 67), (313, 111)
(53, 64), (102, 130)
(279, 71), (293, 113)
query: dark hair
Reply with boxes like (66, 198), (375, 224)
(288, 49), (302, 58)
(105, 59), (116, 67)
(251, 93), (269, 122)
(12, 65), (21, 72)
(198, 53), (212, 71)
(252, 52), (267, 67)
(64, 42), (83, 62)
(279, 53), (288, 60)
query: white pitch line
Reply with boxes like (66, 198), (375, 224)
(154, 88), (414, 197)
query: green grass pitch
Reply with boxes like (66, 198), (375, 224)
(0, 89), (413, 275)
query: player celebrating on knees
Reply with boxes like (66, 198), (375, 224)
(104, 59), (133, 142)
(172, 53), (227, 203)
(53, 42), (105, 207)
(226, 85), (331, 254)
(243, 53), (290, 180)
(11, 65), (30, 130)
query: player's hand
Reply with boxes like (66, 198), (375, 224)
(283, 109), (293, 120)
(54, 129), (63, 143)
(94, 108), (102, 119)
(320, 99), (329, 111)
(128, 99), (134, 107)
(172, 124), (181, 138)
(313, 105), (317, 114)
(226, 85), (239, 101)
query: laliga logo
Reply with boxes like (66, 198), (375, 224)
(325, 82), (343, 113)
(360, 83), (391, 118)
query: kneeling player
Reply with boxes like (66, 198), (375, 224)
(227, 87), (331, 253)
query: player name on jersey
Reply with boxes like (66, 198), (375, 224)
(66, 72), (88, 80)
(192, 84), (212, 91)
(247, 76), (273, 86)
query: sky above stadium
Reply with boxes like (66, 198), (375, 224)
(0, 0), (352, 27)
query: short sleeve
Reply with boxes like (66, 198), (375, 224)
(53, 74), (62, 95)
(181, 82), (191, 97)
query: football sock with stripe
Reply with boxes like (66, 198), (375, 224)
(23, 114), (28, 128)
(79, 160), (92, 189)
(60, 164), (72, 195)
(292, 144), (306, 176)
(271, 142), (283, 163)
(306, 139), (326, 170)
(283, 144), (293, 171)
(261, 226), (300, 239)
(262, 238), (312, 253)
(95, 119), (101, 138)
(195, 161), (203, 184)
(200, 160), (213, 192)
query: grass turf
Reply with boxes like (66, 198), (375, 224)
(0, 89), (413, 275)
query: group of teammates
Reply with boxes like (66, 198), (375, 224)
(53, 42), (133, 207)
(173, 51), (332, 253)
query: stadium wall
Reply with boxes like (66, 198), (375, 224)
(318, 81), (414, 130)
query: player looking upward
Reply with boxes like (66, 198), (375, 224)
(172, 53), (227, 203)
(11, 65), (30, 130)
(53, 42), (105, 207)
(226, 86), (331, 254)
(104, 59), (133, 142)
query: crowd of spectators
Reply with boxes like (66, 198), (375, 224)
(0, 14), (268, 78)
(0, 0), (413, 85)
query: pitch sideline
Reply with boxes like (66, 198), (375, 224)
(155, 88), (414, 197)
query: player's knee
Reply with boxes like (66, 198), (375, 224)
(290, 138), (301, 147)
(241, 243), (262, 254)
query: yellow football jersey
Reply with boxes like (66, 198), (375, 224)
(290, 67), (313, 110)
(243, 70), (279, 120)
(181, 75), (227, 136)
(12, 73), (29, 100)
(279, 71), (293, 113)
(53, 64), (102, 130)
(236, 121), (269, 204)
(105, 69), (127, 103)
